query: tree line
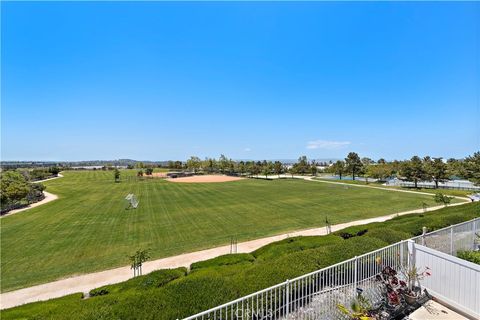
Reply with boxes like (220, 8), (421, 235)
(173, 152), (479, 187)
(328, 152), (479, 187)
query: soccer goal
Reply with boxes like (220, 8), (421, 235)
(125, 193), (139, 209)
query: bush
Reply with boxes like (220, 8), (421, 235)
(252, 235), (342, 261)
(88, 268), (187, 297)
(334, 224), (370, 238)
(457, 251), (480, 264)
(365, 228), (411, 244)
(190, 253), (255, 271)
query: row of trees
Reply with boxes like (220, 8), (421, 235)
(328, 152), (480, 187)
(115, 151), (480, 187)
(184, 155), (321, 178)
(0, 171), (46, 214)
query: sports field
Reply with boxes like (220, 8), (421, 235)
(0, 170), (452, 292)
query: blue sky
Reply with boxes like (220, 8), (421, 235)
(1, 1), (479, 161)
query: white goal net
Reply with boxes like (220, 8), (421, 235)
(125, 193), (139, 209)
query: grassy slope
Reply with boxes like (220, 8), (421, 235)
(3, 203), (479, 320)
(1, 170), (453, 291)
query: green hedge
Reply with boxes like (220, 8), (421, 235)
(190, 253), (255, 271)
(3, 202), (478, 320)
(457, 250), (480, 264)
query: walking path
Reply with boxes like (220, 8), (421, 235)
(1, 174), (63, 218)
(0, 198), (468, 309)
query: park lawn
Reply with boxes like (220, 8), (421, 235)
(0, 170), (458, 292)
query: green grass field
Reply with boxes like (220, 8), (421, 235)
(0, 170), (459, 292)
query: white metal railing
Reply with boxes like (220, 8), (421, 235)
(183, 218), (479, 320)
(412, 218), (479, 255)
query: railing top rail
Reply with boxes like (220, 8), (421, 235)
(411, 217), (479, 242)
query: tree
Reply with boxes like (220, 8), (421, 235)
(400, 156), (427, 188)
(294, 156), (309, 175)
(434, 193), (452, 207)
(1, 171), (30, 205)
(137, 170), (144, 177)
(48, 166), (61, 176)
(186, 156), (202, 174)
(145, 168), (153, 175)
(128, 249), (150, 277)
(218, 154), (229, 174)
(1, 171), (45, 213)
(203, 158), (217, 174)
(310, 161), (318, 176)
(361, 157), (374, 184)
(331, 160), (346, 180)
(428, 158), (448, 188)
(345, 152), (363, 180)
(367, 163), (393, 181)
(114, 168), (120, 182)
(262, 162), (272, 179)
(464, 152), (480, 185)
(273, 161), (283, 177)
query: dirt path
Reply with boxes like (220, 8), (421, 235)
(0, 200), (468, 310)
(0, 174), (63, 218)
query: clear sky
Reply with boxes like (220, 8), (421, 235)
(1, 1), (479, 161)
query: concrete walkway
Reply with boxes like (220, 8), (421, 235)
(0, 199), (467, 309)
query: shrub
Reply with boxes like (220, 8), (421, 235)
(365, 228), (411, 244)
(190, 253), (255, 271)
(457, 251), (480, 264)
(252, 235), (342, 261)
(88, 268), (187, 297)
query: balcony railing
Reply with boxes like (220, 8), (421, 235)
(183, 218), (479, 320)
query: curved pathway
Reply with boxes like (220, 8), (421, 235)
(0, 198), (468, 309)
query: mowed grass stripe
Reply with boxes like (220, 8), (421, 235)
(0, 170), (449, 292)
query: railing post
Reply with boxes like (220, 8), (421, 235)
(407, 240), (416, 270)
(450, 227), (454, 255)
(285, 279), (290, 316)
(400, 240), (404, 267)
(421, 227), (427, 246)
(473, 219), (477, 251)
(353, 256), (358, 293)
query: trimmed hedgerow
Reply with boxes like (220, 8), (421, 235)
(252, 234), (343, 261)
(190, 253), (255, 271)
(2, 202), (478, 320)
(89, 267), (187, 297)
(365, 228), (411, 244)
(457, 251), (480, 264)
